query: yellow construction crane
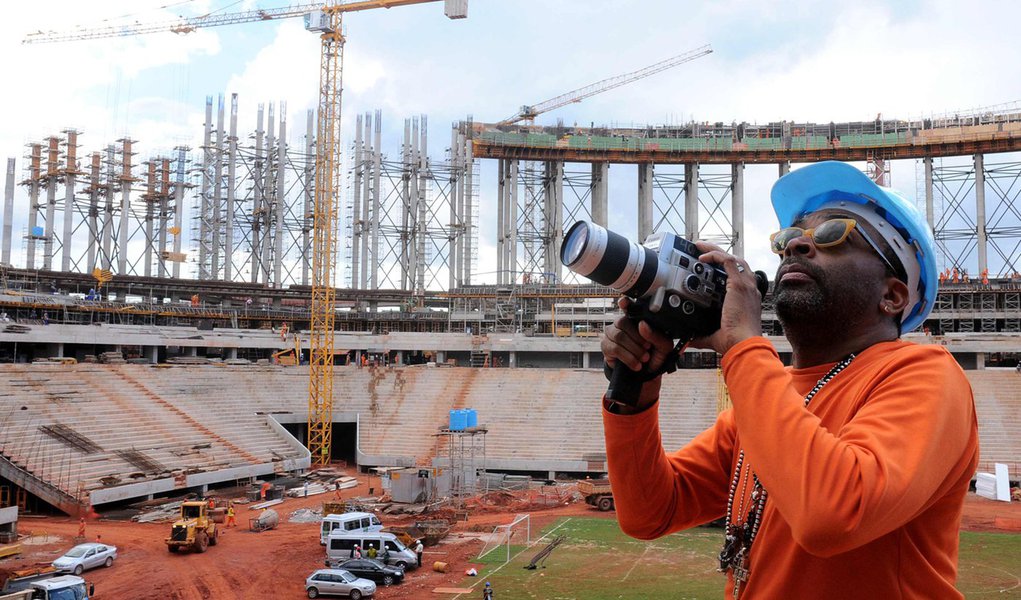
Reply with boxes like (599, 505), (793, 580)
(24, 0), (468, 467)
(498, 44), (713, 126)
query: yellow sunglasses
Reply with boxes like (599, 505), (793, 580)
(769, 218), (899, 276)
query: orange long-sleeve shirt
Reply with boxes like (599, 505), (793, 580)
(604, 337), (979, 599)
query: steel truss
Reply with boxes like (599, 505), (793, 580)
(195, 94), (314, 287)
(18, 134), (191, 282)
(931, 155), (1021, 278)
(347, 113), (478, 295)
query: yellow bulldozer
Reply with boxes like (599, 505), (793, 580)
(166, 501), (219, 553)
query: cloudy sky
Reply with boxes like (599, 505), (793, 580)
(3, 0), (1020, 284)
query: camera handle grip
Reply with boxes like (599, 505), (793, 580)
(605, 314), (685, 407)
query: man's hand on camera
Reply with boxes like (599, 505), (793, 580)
(600, 297), (675, 413)
(691, 241), (763, 356)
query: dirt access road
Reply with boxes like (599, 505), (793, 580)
(3, 484), (1018, 600)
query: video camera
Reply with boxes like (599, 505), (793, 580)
(560, 221), (768, 405)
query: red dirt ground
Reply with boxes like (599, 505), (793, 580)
(2, 481), (1018, 600)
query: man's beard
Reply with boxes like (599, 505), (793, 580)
(774, 258), (874, 338)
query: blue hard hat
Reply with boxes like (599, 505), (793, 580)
(771, 161), (937, 333)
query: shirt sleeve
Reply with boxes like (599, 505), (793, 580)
(722, 338), (978, 557)
(603, 396), (737, 540)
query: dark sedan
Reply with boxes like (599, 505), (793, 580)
(327, 559), (404, 586)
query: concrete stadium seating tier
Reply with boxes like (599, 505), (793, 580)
(0, 363), (1017, 513)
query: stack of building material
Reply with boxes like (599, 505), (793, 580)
(98, 351), (125, 364)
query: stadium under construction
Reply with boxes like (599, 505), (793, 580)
(1, 99), (1020, 515)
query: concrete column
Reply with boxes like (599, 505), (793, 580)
(211, 94), (225, 280)
(86, 153), (101, 273)
(779, 161), (790, 177)
(2, 158), (14, 265)
(590, 162), (608, 227)
(684, 162), (699, 241)
(101, 146), (115, 271)
(352, 114), (363, 288)
(976, 352), (985, 369)
(187, 346), (198, 357)
(251, 104), (264, 284)
(508, 161), (519, 285)
(172, 148), (186, 279)
(61, 131), (78, 272)
(43, 137), (59, 271)
(225, 93), (238, 282)
(117, 140), (133, 275)
(543, 161), (564, 281)
(26, 145), (42, 270)
(448, 126), (459, 291)
(508, 351), (516, 368)
(582, 352), (590, 369)
(274, 106), (287, 288)
(371, 112), (382, 291)
(436, 351), (445, 363)
(227, 348), (238, 360)
(463, 132), (474, 285)
(143, 162), (155, 277)
(302, 110), (315, 286)
(924, 156), (934, 230)
(496, 159), (506, 285)
(260, 104), (275, 286)
(55, 343), (64, 358)
(200, 98), (213, 279)
(974, 153), (987, 274)
(147, 346), (158, 364)
(401, 118), (413, 290)
(637, 163), (653, 242)
(731, 162), (745, 259)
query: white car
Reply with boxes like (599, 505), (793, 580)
(52, 542), (117, 575)
(305, 568), (376, 599)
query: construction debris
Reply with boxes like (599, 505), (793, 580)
(249, 498), (283, 511)
(288, 508), (322, 523)
(132, 501), (183, 523)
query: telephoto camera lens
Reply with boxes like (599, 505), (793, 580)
(560, 221), (667, 298)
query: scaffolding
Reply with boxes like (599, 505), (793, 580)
(435, 426), (487, 505)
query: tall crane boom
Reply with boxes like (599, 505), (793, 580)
(23, 0), (459, 44)
(499, 44), (712, 126)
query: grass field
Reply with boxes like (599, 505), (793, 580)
(451, 518), (1021, 599)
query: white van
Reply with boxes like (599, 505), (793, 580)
(326, 531), (418, 570)
(320, 512), (383, 545)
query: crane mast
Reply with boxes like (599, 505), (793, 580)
(308, 9), (344, 467)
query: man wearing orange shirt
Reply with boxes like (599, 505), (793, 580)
(600, 161), (978, 599)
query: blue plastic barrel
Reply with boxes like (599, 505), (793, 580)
(466, 409), (478, 428)
(449, 409), (466, 431)
(31, 226), (44, 237)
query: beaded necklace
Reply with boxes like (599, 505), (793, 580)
(717, 354), (856, 599)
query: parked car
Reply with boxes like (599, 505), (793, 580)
(305, 569), (376, 599)
(52, 543), (117, 575)
(326, 558), (404, 586)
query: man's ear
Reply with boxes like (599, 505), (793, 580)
(882, 276), (910, 315)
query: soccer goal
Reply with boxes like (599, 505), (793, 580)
(477, 513), (531, 563)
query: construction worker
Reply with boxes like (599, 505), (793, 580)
(366, 545), (377, 559)
(482, 581), (493, 599)
(208, 497), (216, 510)
(226, 504), (236, 528)
(414, 538), (424, 568)
(77, 518), (86, 539)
